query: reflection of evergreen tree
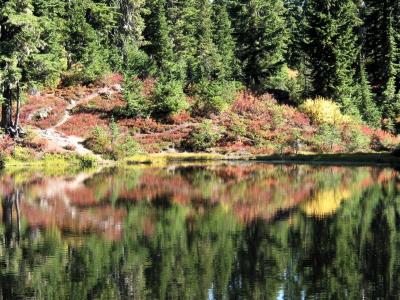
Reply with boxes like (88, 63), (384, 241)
(0, 167), (400, 298)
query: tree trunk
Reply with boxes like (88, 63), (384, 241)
(13, 82), (21, 137)
(1, 85), (12, 130)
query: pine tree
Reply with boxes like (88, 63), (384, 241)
(64, 0), (115, 83)
(30, 0), (66, 87)
(363, 0), (400, 131)
(212, 0), (237, 80)
(284, 0), (305, 69)
(143, 0), (182, 79)
(231, 0), (288, 89)
(107, 0), (148, 73)
(190, 0), (220, 83)
(165, 0), (197, 82)
(356, 59), (381, 128)
(303, 0), (362, 115)
(0, 0), (41, 134)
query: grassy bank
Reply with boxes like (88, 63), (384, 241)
(1, 153), (99, 169)
(122, 153), (227, 166)
(2, 151), (399, 170)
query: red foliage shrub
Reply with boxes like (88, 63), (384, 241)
(0, 135), (15, 156)
(360, 125), (399, 151)
(98, 73), (124, 86)
(167, 111), (192, 125)
(119, 118), (164, 134)
(142, 77), (156, 97)
(59, 113), (108, 137)
(232, 92), (268, 116)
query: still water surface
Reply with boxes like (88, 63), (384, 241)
(0, 163), (399, 299)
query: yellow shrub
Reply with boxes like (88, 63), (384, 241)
(300, 97), (351, 125)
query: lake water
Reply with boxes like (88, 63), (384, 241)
(0, 163), (399, 299)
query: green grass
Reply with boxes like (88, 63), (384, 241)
(2, 150), (399, 171)
(2, 152), (99, 169)
(122, 153), (226, 166)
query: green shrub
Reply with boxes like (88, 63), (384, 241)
(184, 120), (223, 151)
(78, 155), (97, 168)
(112, 135), (142, 160)
(86, 126), (110, 155)
(266, 65), (303, 103)
(193, 80), (239, 115)
(121, 75), (152, 118)
(229, 114), (247, 139)
(154, 79), (189, 116)
(12, 146), (33, 161)
(342, 126), (370, 152)
(313, 124), (341, 152)
(85, 125), (142, 160)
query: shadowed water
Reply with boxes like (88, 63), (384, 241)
(0, 163), (399, 299)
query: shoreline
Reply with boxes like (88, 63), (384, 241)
(1, 152), (400, 170)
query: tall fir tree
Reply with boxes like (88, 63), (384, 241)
(107, 0), (148, 73)
(190, 0), (221, 83)
(64, 0), (115, 83)
(355, 58), (381, 127)
(363, 0), (400, 131)
(144, 0), (182, 79)
(0, 0), (41, 132)
(231, 0), (288, 89)
(212, 0), (238, 81)
(284, 0), (305, 69)
(30, 0), (67, 87)
(165, 0), (197, 82)
(303, 0), (362, 115)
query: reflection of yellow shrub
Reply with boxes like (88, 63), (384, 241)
(300, 97), (351, 125)
(301, 188), (352, 217)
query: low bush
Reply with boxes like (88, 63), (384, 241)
(0, 134), (15, 156)
(300, 97), (352, 125)
(184, 120), (223, 151)
(341, 125), (370, 152)
(153, 79), (189, 116)
(121, 75), (152, 118)
(86, 126), (110, 155)
(78, 155), (98, 168)
(192, 80), (239, 116)
(113, 135), (142, 160)
(312, 124), (342, 152)
(12, 146), (35, 161)
(85, 124), (142, 160)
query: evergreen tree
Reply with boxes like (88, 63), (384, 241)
(0, 0), (41, 133)
(30, 0), (66, 87)
(284, 0), (305, 69)
(212, 0), (238, 80)
(190, 0), (221, 83)
(303, 0), (362, 115)
(363, 0), (400, 131)
(64, 0), (115, 83)
(231, 0), (288, 89)
(108, 0), (148, 73)
(356, 59), (381, 127)
(143, 0), (181, 79)
(165, 0), (197, 82)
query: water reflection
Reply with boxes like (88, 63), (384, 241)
(0, 163), (399, 299)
